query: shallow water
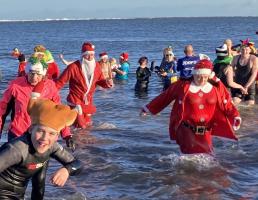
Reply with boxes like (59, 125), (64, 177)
(0, 17), (258, 199)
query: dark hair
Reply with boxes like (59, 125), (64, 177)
(138, 56), (148, 65)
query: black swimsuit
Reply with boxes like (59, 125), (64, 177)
(0, 133), (81, 200)
(231, 56), (256, 100)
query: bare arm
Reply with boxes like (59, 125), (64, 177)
(59, 54), (74, 66)
(245, 56), (258, 88)
(225, 66), (247, 93)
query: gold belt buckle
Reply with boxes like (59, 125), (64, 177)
(195, 126), (206, 135)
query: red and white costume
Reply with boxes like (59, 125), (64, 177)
(0, 76), (71, 138)
(144, 60), (240, 154)
(46, 61), (59, 80)
(55, 43), (111, 127)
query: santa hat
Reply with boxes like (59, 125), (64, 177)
(28, 99), (77, 132)
(81, 42), (95, 56)
(192, 59), (213, 75)
(216, 44), (228, 57)
(120, 52), (129, 61)
(99, 52), (108, 60)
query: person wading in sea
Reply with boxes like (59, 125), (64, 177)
(0, 98), (82, 200)
(141, 59), (241, 154)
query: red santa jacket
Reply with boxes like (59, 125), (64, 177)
(55, 60), (109, 114)
(145, 79), (239, 141)
(0, 76), (62, 136)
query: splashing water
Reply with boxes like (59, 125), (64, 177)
(159, 153), (220, 171)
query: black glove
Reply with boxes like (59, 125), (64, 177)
(65, 135), (76, 151)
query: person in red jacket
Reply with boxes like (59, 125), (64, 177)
(141, 59), (241, 154)
(55, 42), (113, 128)
(0, 58), (75, 149)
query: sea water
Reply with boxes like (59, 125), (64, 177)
(0, 17), (258, 199)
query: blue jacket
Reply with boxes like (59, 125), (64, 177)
(177, 56), (200, 79)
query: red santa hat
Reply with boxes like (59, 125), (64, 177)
(120, 52), (129, 61)
(99, 52), (108, 60)
(192, 59), (213, 75)
(81, 42), (95, 56)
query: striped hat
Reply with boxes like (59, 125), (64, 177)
(216, 44), (228, 57)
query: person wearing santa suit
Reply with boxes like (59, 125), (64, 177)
(141, 59), (241, 154)
(55, 42), (113, 128)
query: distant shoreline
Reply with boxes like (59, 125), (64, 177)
(0, 16), (257, 23)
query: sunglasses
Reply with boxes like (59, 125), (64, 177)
(165, 54), (173, 57)
(29, 71), (42, 76)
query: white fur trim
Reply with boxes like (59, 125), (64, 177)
(233, 117), (241, 131)
(100, 55), (108, 60)
(81, 58), (96, 105)
(82, 51), (95, 56)
(31, 92), (40, 99)
(189, 82), (213, 93)
(143, 105), (150, 113)
(192, 69), (212, 75)
(199, 53), (210, 60)
(75, 105), (83, 115)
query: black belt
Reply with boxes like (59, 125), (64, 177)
(182, 121), (211, 135)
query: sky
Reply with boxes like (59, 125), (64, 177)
(0, 0), (257, 20)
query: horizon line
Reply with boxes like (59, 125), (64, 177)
(0, 16), (257, 22)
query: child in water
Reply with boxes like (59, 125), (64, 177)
(110, 57), (119, 78)
(135, 56), (151, 92)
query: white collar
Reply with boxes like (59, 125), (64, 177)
(189, 81), (213, 93)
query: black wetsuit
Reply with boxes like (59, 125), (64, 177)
(135, 67), (151, 92)
(231, 56), (255, 100)
(0, 132), (82, 200)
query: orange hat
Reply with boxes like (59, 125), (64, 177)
(192, 59), (213, 75)
(28, 99), (77, 132)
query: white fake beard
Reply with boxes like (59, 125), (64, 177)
(82, 58), (95, 79)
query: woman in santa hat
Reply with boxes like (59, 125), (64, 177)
(98, 52), (112, 80)
(141, 59), (241, 154)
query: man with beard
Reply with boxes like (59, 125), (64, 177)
(55, 42), (113, 128)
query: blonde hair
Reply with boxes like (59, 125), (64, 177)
(109, 57), (117, 65)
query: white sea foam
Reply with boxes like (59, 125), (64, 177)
(159, 153), (220, 171)
(93, 122), (117, 130)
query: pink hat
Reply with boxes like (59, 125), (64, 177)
(192, 59), (213, 75)
(81, 42), (95, 55)
(99, 52), (108, 59)
(120, 52), (129, 61)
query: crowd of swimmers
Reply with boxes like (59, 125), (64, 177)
(0, 36), (257, 199)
